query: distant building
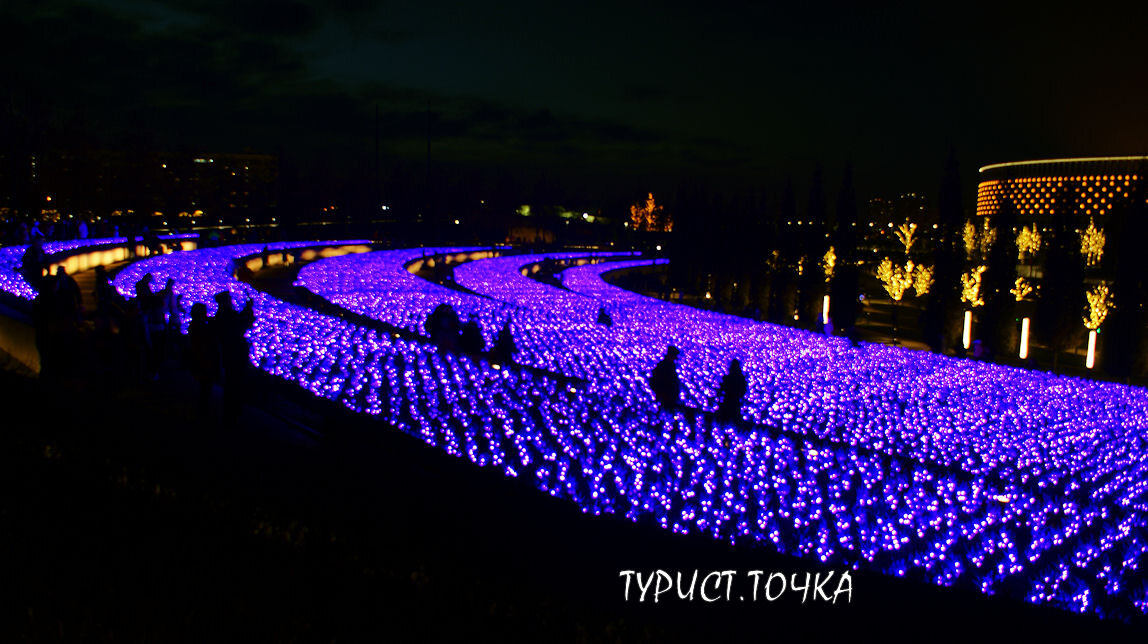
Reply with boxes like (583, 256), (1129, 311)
(160, 152), (279, 224)
(865, 193), (930, 228)
(0, 149), (278, 225)
(976, 156), (1148, 228)
(862, 192), (935, 256)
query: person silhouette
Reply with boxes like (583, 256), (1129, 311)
(650, 345), (682, 409)
(459, 320), (485, 355)
(490, 321), (516, 366)
(597, 306), (613, 327)
(21, 239), (46, 291)
(186, 302), (220, 415)
(716, 358), (747, 423)
(425, 303), (460, 353)
(214, 292), (255, 418)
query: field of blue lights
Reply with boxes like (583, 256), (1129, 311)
(13, 239), (1148, 622)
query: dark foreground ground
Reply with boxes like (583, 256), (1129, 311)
(7, 343), (1147, 642)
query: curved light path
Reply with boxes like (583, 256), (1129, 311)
(297, 249), (650, 383)
(295, 246), (497, 341)
(451, 251), (638, 323)
(0, 234), (197, 300)
(113, 241), (369, 328)
(103, 242), (1148, 621)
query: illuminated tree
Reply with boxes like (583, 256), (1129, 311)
(1080, 217), (1105, 267)
(1016, 224), (1041, 260)
(962, 218), (996, 261)
(980, 218), (997, 256)
(913, 263), (934, 296)
(630, 192), (672, 232)
(894, 220), (918, 255)
(1011, 277), (1033, 301)
(960, 265), (986, 308)
(963, 220), (977, 260)
(821, 246), (836, 282)
(877, 257), (931, 344)
(1083, 282), (1113, 330)
(876, 258), (914, 302)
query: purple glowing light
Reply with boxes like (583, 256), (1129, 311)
(106, 243), (1148, 622)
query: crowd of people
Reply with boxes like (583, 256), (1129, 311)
(2, 217), (145, 246)
(30, 262), (255, 419)
(424, 303), (517, 365)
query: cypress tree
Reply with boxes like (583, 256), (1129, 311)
(798, 165), (828, 329)
(982, 197), (1019, 358)
(921, 149), (964, 353)
(1038, 189), (1085, 373)
(830, 165), (860, 334)
(1100, 162), (1148, 379)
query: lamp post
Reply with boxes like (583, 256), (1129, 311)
(1018, 317), (1030, 360)
(1086, 329), (1098, 369)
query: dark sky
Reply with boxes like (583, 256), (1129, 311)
(5, 0), (1148, 205)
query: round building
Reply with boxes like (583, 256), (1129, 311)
(977, 156), (1148, 227)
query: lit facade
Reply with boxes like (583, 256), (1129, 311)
(976, 156), (1148, 225)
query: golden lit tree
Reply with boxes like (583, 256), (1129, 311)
(961, 265), (987, 308)
(1080, 218), (1105, 267)
(876, 258), (914, 301)
(1083, 282), (1114, 330)
(979, 218), (996, 256)
(894, 221), (918, 255)
(876, 257), (931, 343)
(1016, 224), (1042, 261)
(1011, 277), (1033, 301)
(963, 220), (978, 260)
(821, 246), (836, 282)
(629, 192), (672, 232)
(964, 218), (997, 260)
(913, 264), (934, 296)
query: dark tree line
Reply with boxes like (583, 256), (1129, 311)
(981, 196), (1019, 358)
(921, 149), (965, 354)
(1100, 161), (1148, 380)
(667, 165), (861, 334)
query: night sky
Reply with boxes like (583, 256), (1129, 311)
(6, 1), (1148, 204)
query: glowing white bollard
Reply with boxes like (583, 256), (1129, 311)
(963, 311), (972, 350)
(1086, 329), (1097, 369)
(1019, 317), (1030, 360)
(822, 294), (830, 325)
